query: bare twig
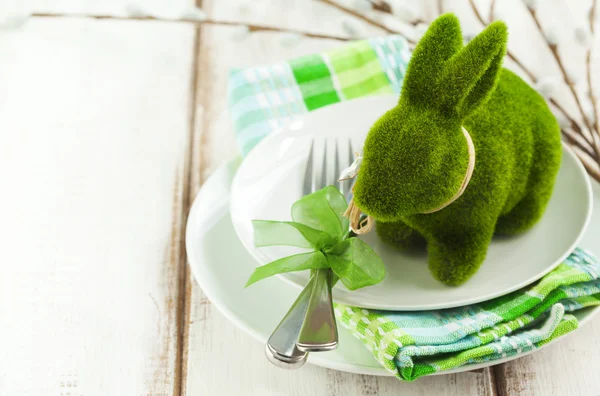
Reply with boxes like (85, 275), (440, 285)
(489, 0), (497, 23)
(550, 98), (593, 147)
(591, 0), (598, 34)
(505, 51), (538, 82)
(467, 0), (485, 26)
(318, 0), (417, 43)
(466, 0), (600, 179)
(324, 0), (600, 181)
(467, 0), (538, 82)
(367, 0), (425, 24)
(31, 12), (352, 41)
(562, 128), (598, 160)
(528, 8), (598, 146)
(570, 145), (600, 183)
(368, 0), (392, 14)
(568, 4), (600, 178)
(320, 0), (399, 32)
(469, 0), (597, 148)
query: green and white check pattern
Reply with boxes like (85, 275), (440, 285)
(227, 38), (600, 381)
(228, 36), (410, 155)
(336, 248), (600, 380)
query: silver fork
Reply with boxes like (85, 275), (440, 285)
(265, 138), (354, 368)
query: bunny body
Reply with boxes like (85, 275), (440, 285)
(353, 14), (561, 285)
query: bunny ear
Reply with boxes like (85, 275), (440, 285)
(436, 21), (508, 118)
(401, 13), (463, 104)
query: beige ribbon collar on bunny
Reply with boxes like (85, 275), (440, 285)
(421, 126), (476, 213)
(344, 126), (476, 234)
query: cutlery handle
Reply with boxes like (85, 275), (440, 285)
(265, 276), (314, 369)
(296, 268), (339, 352)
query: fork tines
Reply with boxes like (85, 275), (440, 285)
(304, 138), (354, 197)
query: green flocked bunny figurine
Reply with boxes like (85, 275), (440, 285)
(352, 13), (562, 286)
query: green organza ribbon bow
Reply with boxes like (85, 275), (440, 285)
(246, 185), (386, 291)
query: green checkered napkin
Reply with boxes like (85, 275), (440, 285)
(227, 37), (600, 381)
(336, 248), (600, 380)
(228, 36), (410, 155)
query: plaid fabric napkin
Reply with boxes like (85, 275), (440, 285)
(227, 37), (600, 381)
(228, 36), (410, 155)
(337, 248), (600, 380)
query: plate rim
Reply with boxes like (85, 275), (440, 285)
(230, 94), (594, 311)
(187, 159), (600, 377)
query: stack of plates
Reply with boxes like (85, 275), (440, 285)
(186, 96), (595, 376)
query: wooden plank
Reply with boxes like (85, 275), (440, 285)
(202, 0), (387, 39)
(28, 0), (195, 18)
(0, 17), (195, 395)
(183, 19), (495, 395)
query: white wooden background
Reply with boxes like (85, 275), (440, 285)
(1, 0), (599, 395)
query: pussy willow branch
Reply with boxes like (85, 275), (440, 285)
(489, 0), (497, 24)
(368, 0), (393, 14)
(318, 0), (417, 44)
(470, 0), (577, 134)
(315, 0), (599, 181)
(468, 0), (537, 82)
(552, 104), (600, 160)
(559, 121), (599, 160)
(465, 0), (600, 181)
(562, 128), (598, 160)
(592, 0), (598, 34)
(470, 0), (588, 143)
(570, 144), (600, 183)
(528, 7), (600, 154)
(367, 0), (426, 24)
(31, 12), (352, 41)
(549, 97), (597, 152)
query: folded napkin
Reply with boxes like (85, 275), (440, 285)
(337, 248), (600, 380)
(228, 36), (410, 155)
(227, 37), (600, 381)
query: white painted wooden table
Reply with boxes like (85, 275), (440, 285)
(1, 1), (599, 395)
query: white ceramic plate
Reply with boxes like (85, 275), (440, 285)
(186, 160), (600, 376)
(230, 95), (593, 311)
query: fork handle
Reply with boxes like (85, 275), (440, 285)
(265, 276), (314, 368)
(296, 268), (338, 352)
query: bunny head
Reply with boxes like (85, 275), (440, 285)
(353, 14), (508, 221)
